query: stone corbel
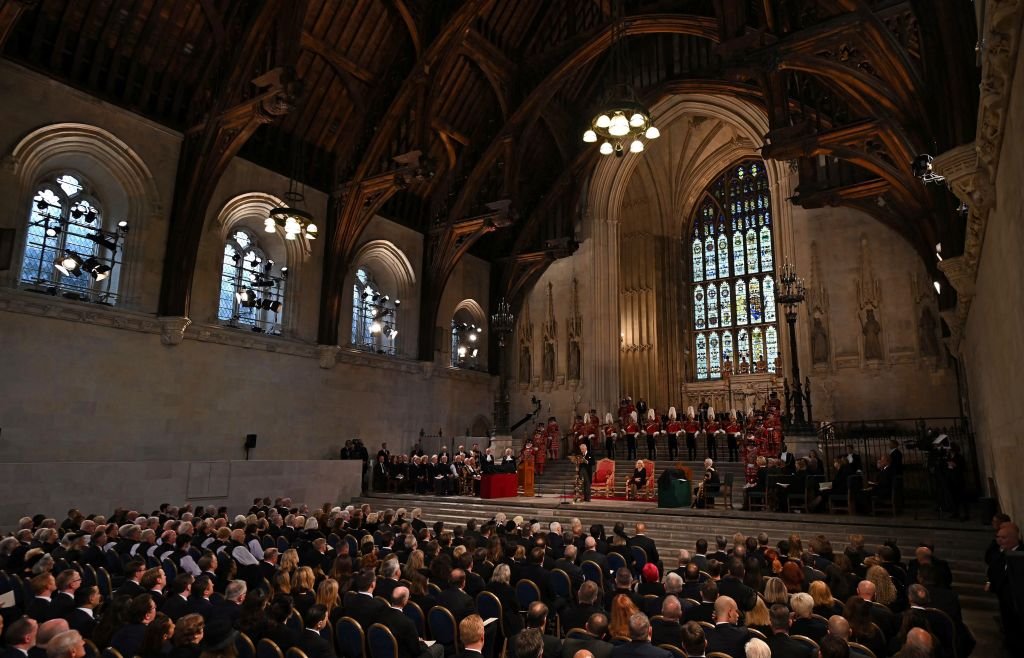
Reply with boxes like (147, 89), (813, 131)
(158, 316), (191, 346)
(318, 344), (340, 369)
(937, 256), (977, 302)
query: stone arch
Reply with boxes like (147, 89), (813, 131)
(452, 298), (487, 327)
(214, 192), (306, 335)
(350, 239), (417, 301)
(6, 122), (162, 308)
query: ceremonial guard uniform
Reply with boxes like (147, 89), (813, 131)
(665, 407), (683, 461)
(704, 407), (722, 461)
(602, 412), (618, 459)
(644, 409), (661, 460)
(546, 417), (560, 460)
(725, 410), (742, 462)
(683, 406), (700, 460)
(625, 411), (640, 461)
(532, 426), (547, 475)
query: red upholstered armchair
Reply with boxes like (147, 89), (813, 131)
(595, 458), (616, 498)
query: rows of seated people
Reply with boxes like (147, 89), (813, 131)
(0, 498), (993, 658)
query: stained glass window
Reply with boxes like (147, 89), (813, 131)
(709, 332), (721, 378)
(704, 235), (716, 280)
(707, 284), (719, 329)
(735, 279), (748, 325)
(749, 278), (762, 322)
(763, 276), (777, 322)
(766, 326), (779, 373)
(693, 286), (706, 330)
(688, 159), (778, 380)
(717, 233), (729, 278)
(719, 282), (732, 326)
(753, 327), (765, 365)
(732, 231), (745, 276)
(746, 229), (759, 273)
(696, 333), (708, 380)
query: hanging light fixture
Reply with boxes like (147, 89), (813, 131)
(267, 143), (318, 241)
(582, 1), (659, 158)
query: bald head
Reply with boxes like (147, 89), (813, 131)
(573, 651), (595, 658)
(36, 620), (70, 648)
(856, 580), (876, 600)
(827, 615), (850, 640)
(713, 595), (738, 623)
(662, 595), (682, 621)
(905, 627), (934, 652)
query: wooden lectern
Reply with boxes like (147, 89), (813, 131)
(518, 446), (535, 497)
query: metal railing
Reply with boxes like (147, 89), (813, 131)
(817, 417), (978, 514)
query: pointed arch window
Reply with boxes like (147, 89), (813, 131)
(218, 228), (286, 334)
(351, 268), (399, 354)
(688, 160), (778, 379)
(18, 172), (126, 303)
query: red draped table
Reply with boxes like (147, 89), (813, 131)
(480, 473), (518, 498)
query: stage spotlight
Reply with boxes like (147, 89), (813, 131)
(55, 252), (83, 277)
(82, 257), (112, 281)
(268, 300), (282, 313)
(85, 232), (118, 252)
(45, 224), (60, 238)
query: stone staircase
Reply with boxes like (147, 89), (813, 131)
(532, 456), (746, 497)
(352, 491), (1006, 657)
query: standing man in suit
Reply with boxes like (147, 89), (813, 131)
(777, 443), (796, 475)
(628, 523), (660, 572)
(987, 522), (1022, 655)
(297, 605), (335, 658)
(579, 444), (595, 502)
(609, 613), (671, 658)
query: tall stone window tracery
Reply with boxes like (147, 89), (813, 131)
(690, 160), (779, 380)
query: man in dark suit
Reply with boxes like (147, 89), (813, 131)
(161, 574), (193, 620)
(555, 546), (584, 593)
(789, 593), (827, 643)
(650, 596), (684, 647)
(560, 581), (604, 633)
(704, 597), (751, 658)
(627, 523), (660, 570)
(691, 539), (709, 572)
(259, 548), (280, 583)
(680, 564), (703, 601)
(210, 580), (245, 626)
(680, 622), (708, 658)
(907, 545), (953, 590)
(519, 547), (553, 603)
(458, 614), (486, 658)
(609, 612), (671, 658)
(888, 439), (904, 476)
(1, 616), (38, 658)
(296, 605), (335, 658)
(342, 569), (390, 631)
(115, 559), (146, 598)
(579, 444), (595, 502)
(63, 586), (100, 641)
(188, 575), (215, 620)
(716, 560), (755, 612)
(51, 571), (79, 619)
(384, 586), (443, 658)
(511, 603), (561, 658)
(766, 604), (815, 658)
(688, 580), (718, 624)
(778, 443), (796, 475)
(561, 614), (613, 658)
(435, 569), (476, 622)
(375, 558), (403, 603)
(579, 537), (609, 577)
(513, 629), (544, 658)
(604, 569), (643, 611)
(26, 573), (57, 622)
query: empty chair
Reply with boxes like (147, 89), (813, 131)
(427, 606), (458, 654)
(515, 579), (541, 612)
(257, 640), (284, 658)
(335, 617), (365, 658)
(366, 624), (399, 658)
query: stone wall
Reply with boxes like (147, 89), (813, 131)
(0, 460), (364, 532)
(961, 13), (1024, 521)
(0, 61), (496, 475)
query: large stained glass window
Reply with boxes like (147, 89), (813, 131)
(689, 159), (779, 379)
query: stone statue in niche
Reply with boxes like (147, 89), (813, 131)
(811, 315), (830, 364)
(919, 307), (940, 358)
(568, 340), (581, 382)
(861, 309), (884, 361)
(519, 344), (531, 384)
(543, 342), (555, 382)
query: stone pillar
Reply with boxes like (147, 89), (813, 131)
(589, 217), (620, 414)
